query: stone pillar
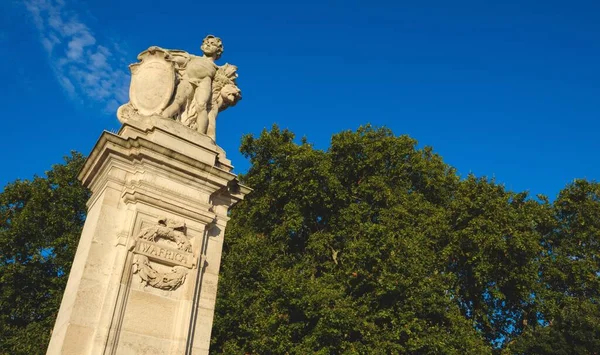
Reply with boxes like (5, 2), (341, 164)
(46, 116), (250, 355)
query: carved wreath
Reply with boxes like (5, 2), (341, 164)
(133, 255), (188, 290)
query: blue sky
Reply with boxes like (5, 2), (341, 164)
(1, 0), (599, 198)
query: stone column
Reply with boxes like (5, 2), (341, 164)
(46, 116), (250, 355)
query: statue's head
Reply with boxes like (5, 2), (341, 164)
(221, 63), (238, 80)
(220, 84), (242, 107)
(201, 35), (224, 60)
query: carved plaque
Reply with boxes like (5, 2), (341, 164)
(129, 48), (175, 116)
(135, 240), (194, 269)
(131, 217), (195, 291)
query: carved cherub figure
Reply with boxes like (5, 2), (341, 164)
(160, 35), (224, 134)
(119, 35), (241, 141)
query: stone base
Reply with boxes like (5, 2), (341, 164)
(46, 116), (249, 355)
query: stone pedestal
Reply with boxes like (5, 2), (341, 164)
(46, 116), (250, 355)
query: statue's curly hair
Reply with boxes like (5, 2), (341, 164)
(201, 35), (224, 59)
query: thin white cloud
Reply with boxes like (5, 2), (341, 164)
(24, 0), (129, 113)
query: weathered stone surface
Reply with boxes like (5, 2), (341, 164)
(46, 103), (250, 354)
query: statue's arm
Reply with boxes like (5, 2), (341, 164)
(144, 46), (190, 67)
(164, 49), (191, 66)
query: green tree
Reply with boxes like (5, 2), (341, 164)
(506, 180), (600, 354)
(211, 125), (600, 354)
(212, 126), (503, 353)
(0, 152), (89, 355)
(507, 299), (600, 355)
(442, 176), (549, 347)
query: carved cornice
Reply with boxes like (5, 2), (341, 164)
(79, 132), (248, 194)
(79, 132), (236, 186)
(121, 187), (216, 224)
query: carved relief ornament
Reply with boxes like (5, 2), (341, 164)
(132, 217), (195, 291)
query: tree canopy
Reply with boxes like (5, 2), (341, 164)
(210, 125), (600, 354)
(1, 128), (599, 354)
(0, 152), (89, 355)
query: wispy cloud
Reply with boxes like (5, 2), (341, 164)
(24, 0), (129, 113)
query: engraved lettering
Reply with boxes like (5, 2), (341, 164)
(135, 238), (193, 268)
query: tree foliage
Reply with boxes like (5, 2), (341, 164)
(211, 125), (600, 354)
(0, 152), (89, 355)
(506, 180), (600, 354)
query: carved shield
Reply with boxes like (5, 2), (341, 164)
(129, 48), (175, 116)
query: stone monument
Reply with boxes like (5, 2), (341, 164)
(46, 35), (250, 355)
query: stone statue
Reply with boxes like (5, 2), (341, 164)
(117, 35), (241, 141)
